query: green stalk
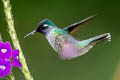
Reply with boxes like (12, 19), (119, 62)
(2, 0), (33, 80)
(8, 72), (15, 80)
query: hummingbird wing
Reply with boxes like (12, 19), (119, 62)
(63, 15), (97, 35)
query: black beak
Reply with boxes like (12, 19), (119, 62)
(24, 30), (36, 38)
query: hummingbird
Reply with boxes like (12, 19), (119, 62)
(24, 15), (111, 60)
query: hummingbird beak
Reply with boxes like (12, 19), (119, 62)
(24, 30), (36, 38)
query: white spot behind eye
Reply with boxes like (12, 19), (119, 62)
(0, 65), (6, 70)
(1, 49), (7, 53)
(44, 24), (49, 27)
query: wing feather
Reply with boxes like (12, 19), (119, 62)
(63, 15), (97, 35)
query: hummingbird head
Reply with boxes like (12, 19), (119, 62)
(24, 19), (56, 38)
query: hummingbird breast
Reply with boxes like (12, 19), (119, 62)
(46, 28), (80, 59)
(46, 28), (69, 52)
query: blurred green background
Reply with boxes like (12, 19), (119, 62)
(0, 0), (120, 80)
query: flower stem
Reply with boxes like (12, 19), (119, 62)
(0, 33), (3, 41)
(2, 0), (33, 80)
(8, 72), (15, 80)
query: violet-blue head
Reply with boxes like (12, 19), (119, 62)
(24, 19), (56, 38)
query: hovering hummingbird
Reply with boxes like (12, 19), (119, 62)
(24, 15), (111, 60)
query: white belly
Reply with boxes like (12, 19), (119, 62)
(59, 42), (79, 60)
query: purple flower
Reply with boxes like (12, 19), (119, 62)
(0, 41), (12, 59)
(0, 41), (22, 78)
(12, 50), (22, 69)
(0, 59), (12, 78)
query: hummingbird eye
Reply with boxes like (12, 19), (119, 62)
(41, 24), (49, 30)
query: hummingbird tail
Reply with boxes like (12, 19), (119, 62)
(89, 33), (111, 44)
(70, 33), (111, 59)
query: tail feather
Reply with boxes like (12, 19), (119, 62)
(72, 33), (111, 59)
(89, 33), (111, 44)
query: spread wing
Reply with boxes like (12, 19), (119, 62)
(63, 15), (97, 35)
